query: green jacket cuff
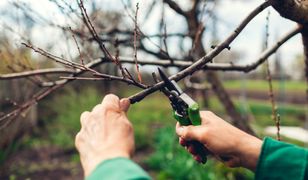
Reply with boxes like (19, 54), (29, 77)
(86, 157), (151, 180)
(255, 137), (308, 180)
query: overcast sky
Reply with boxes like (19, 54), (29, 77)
(0, 0), (303, 75)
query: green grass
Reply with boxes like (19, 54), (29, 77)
(21, 85), (305, 153)
(205, 97), (305, 128)
(8, 85), (305, 179)
(121, 87), (176, 149)
(24, 87), (103, 149)
(46, 88), (102, 148)
(0, 140), (22, 164)
(223, 80), (306, 93)
(239, 100), (305, 127)
(23, 86), (174, 151)
(128, 93), (173, 149)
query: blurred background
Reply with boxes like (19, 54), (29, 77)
(0, 0), (307, 179)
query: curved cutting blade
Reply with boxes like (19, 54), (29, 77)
(158, 68), (182, 94)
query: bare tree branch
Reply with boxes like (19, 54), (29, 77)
(2, 25), (300, 82)
(264, 10), (280, 140)
(0, 68), (75, 80)
(235, 25), (302, 72)
(129, 1), (272, 103)
(0, 84), (65, 128)
(22, 43), (86, 70)
(163, 0), (188, 17)
(2, 0), (305, 133)
(133, 2), (142, 83)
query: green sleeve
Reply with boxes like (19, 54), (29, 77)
(86, 157), (151, 180)
(255, 137), (308, 180)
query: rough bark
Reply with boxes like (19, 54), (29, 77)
(302, 26), (308, 129)
(271, 0), (308, 25)
(303, 26), (308, 89)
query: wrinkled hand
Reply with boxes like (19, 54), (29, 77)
(75, 94), (133, 176)
(176, 111), (262, 171)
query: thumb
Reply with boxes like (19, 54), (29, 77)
(176, 124), (203, 141)
(120, 98), (130, 112)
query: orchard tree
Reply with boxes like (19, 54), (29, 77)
(0, 0), (307, 144)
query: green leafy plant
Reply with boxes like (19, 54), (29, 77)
(48, 88), (102, 148)
(146, 126), (254, 180)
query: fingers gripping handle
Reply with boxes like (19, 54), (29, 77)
(188, 105), (208, 163)
(172, 103), (201, 126)
(190, 140), (208, 164)
(174, 104), (208, 163)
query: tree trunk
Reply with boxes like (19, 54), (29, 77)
(196, 48), (254, 135)
(0, 80), (37, 148)
(302, 25), (308, 130)
(206, 71), (254, 134)
(185, 8), (254, 134)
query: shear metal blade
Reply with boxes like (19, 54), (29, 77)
(157, 68), (182, 94)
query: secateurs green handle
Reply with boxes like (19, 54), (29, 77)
(158, 68), (208, 164)
(173, 100), (201, 126)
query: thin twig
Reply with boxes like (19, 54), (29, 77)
(152, 72), (159, 84)
(133, 3), (142, 83)
(22, 43), (86, 70)
(6, 62), (44, 86)
(0, 68), (75, 79)
(120, 0), (171, 60)
(23, 43), (148, 89)
(78, 0), (115, 62)
(123, 68), (144, 88)
(129, 1), (272, 103)
(60, 76), (106, 81)
(78, 0), (144, 87)
(0, 83), (65, 128)
(3, 25), (300, 82)
(190, 3), (207, 56)
(264, 10), (280, 140)
(69, 27), (85, 65)
(114, 39), (127, 78)
(160, 3), (171, 62)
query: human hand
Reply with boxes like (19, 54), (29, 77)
(75, 94), (133, 176)
(176, 111), (262, 171)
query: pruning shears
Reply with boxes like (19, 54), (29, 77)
(158, 68), (208, 163)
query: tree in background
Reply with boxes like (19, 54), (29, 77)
(0, 0), (307, 148)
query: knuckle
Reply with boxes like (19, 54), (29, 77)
(92, 104), (104, 113)
(102, 94), (121, 110)
(127, 123), (133, 132)
(101, 101), (119, 113)
(80, 111), (90, 124)
(181, 128), (190, 139)
(103, 104), (116, 111)
(123, 120), (133, 131)
(81, 111), (89, 118)
(200, 128), (209, 139)
(75, 132), (82, 148)
(80, 118), (85, 125)
(106, 93), (118, 99)
(104, 94), (120, 103)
